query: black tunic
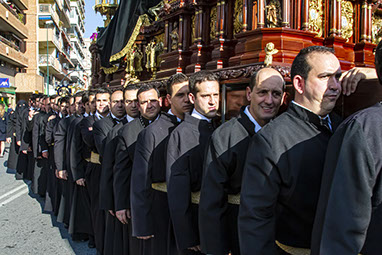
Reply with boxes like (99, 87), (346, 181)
(30, 111), (51, 197)
(44, 113), (61, 214)
(6, 111), (18, 170)
(16, 108), (32, 180)
(199, 108), (256, 255)
(68, 116), (93, 237)
(54, 115), (77, 225)
(0, 112), (8, 141)
(130, 113), (179, 255)
(114, 116), (150, 255)
(166, 113), (215, 251)
(238, 103), (342, 255)
(311, 102), (382, 255)
(91, 115), (116, 254)
(100, 119), (129, 255)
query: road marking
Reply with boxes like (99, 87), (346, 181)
(0, 187), (29, 206)
(0, 184), (27, 201)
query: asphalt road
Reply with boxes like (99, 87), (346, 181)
(0, 145), (96, 255)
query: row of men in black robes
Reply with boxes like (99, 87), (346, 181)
(9, 44), (382, 255)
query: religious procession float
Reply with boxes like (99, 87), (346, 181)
(90, 0), (382, 120)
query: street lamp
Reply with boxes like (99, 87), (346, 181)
(45, 20), (54, 96)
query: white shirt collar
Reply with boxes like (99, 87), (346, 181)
(126, 114), (134, 122)
(191, 109), (211, 122)
(110, 112), (123, 123)
(83, 112), (89, 117)
(95, 111), (104, 120)
(244, 106), (262, 133)
(168, 109), (181, 122)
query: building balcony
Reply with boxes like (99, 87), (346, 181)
(0, 37), (27, 67)
(59, 7), (70, 28)
(55, 0), (63, 12)
(38, 27), (62, 50)
(11, 0), (27, 11)
(0, 1), (27, 39)
(38, 4), (59, 27)
(38, 54), (67, 80)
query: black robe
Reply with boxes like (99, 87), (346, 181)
(16, 108), (32, 180)
(30, 111), (53, 197)
(199, 108), (256, 255)
(68, 115), (93, 238)
(166, 113), (215, 252)
(114, 116), (150, 255)
(91, 115), (116, 254)
(130, 113), (179, 255)
(44, 113), (61, 213)
(6, 110), (18, 170)
(100, 118), (129, 255)
(311, 102), (382, 255)
(54, 115), (76, 225)
(238, 103), (342, 255)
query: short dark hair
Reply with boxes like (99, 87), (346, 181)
(189, 70), (219, 95)
(249, 68), (286, 91)
(50, 95), (58, 100)
(88, 89), (97, 97)
(291, 46), (335, 81)
(166, 73), (189, 96)
(58, 96), (70, 105)
(95, 87), (111, 96)
(30, 94), (38, 102)
(137, 84), (160, 101)
(123, 85), (139, 99)
(375, 40), (382, 85)
(82, 91), (90, 104)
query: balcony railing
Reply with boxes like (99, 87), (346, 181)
(0, 34), (20, 51)
(39, 4), (59, 25)
(0, 0), (26, 24)
(39, 54), (62, 72)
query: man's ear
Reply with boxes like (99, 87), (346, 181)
(189, 93), (196, 104)
(158, 97), (163, 107)
(293, 75), (305, 95)
(166, 94), (172, 105)
(246, 86), (252, 102)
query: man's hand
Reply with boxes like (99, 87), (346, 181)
(76, 178), (85, 186)
(58, 170), (68, 180)
(22, 150), (27, 154)
(188, 245), (201, 252)
(116, 209), (131, 225)
(108, 210), (115, 216)
(341, 67), (378, 96)
(17, 141), (21, 146)
(6, 138), (11, 143)
(137, 235), (154, 240)
(28, 109), (38, 119)
(48, 115), (56, 121)
(42, 151), (48, 158)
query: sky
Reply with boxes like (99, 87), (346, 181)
(84, 0), (104, 38)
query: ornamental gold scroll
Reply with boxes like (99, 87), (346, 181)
(308, 0), (323, 37)
(372, 15), (382, 44)
(340, 0), (354, 42)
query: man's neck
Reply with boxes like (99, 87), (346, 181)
(169, 107), (184, 120)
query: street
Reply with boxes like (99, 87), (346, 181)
(0, 145), (96, 255)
